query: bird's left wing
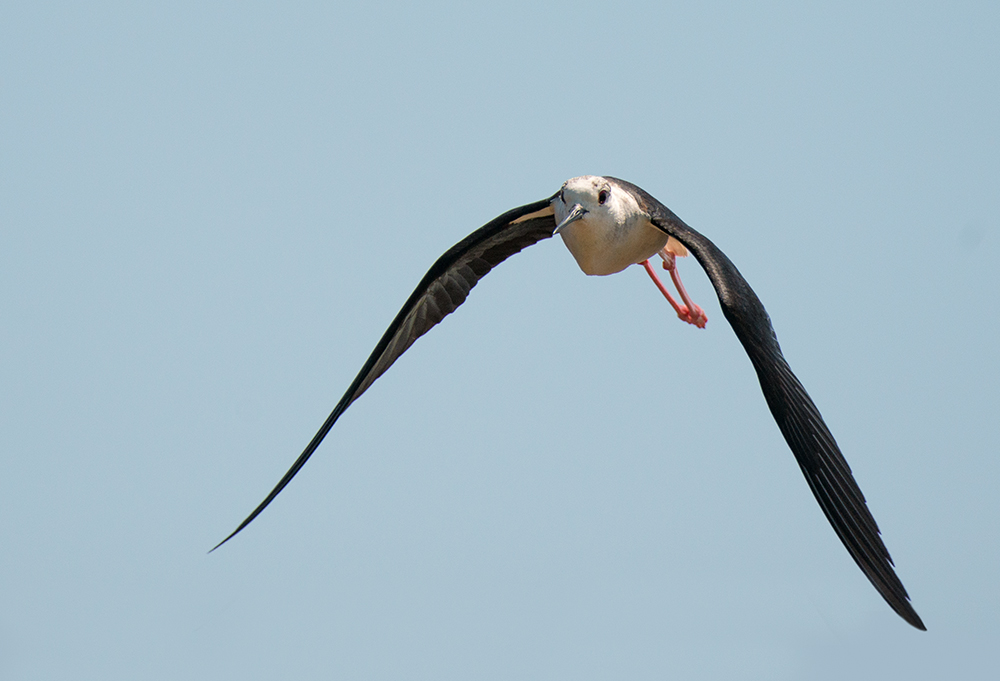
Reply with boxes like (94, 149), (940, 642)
(213, 197), (557, 550)
(611, 177), (925, 630)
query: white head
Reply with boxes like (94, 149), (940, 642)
(552, 176), (638, 234)
(551, 176), (668, 276)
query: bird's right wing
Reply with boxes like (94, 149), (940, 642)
(615, 178), (925, 630)
(213, 196), (557, 550)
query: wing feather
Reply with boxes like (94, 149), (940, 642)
(213, 197), (556, 550)
(611, 177), (925, 630)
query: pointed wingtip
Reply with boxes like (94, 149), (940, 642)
(901, 604), (927, 631)
(208, 524), (244, 554)
(209, 502), (272, 553)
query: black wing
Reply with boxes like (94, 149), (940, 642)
(612, 178), (925, 630)
(213, 197), (557, 550)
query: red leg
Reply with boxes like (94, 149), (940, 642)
(660, 250), (707, 328)
(639, 252), (707, 329)
(640, 259), (687, 317)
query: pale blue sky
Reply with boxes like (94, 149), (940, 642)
(2, 2), (998, 679)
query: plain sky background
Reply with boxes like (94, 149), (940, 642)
(2, 1), (998, 679)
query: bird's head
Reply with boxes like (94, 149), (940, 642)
(553, 176), (611, 233)
(552, 175), (640, 236)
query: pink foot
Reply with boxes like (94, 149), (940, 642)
(677, 303), (707, 329)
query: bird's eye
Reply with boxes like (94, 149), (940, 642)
(598, 188), (610, 205)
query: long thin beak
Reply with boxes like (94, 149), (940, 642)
(553, 203), (587, 235)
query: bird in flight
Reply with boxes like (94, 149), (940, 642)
(214, 176), (925, 630)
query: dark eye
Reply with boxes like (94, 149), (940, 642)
(598, 188), (610, 204)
